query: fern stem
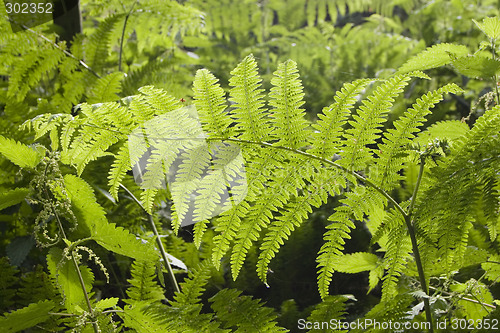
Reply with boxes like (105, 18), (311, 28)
(118, 0), (138, 72)
(209, 137), (408, 218)
(404, 159), (434, 332)
(119, 184), (181, 295)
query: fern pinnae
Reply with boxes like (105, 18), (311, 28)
(340, 74), (415, 171)
(309, 78), (371, 159)
(212, 202), (249, 270)
(228, 54), (270, 142)
(374, 83), (463, 190)
(256, 166), (344, 282)
(108, 144), (131, 199)
(317, 186), (386, 300)
(380, 208), (412, 301)
(193, 69), (232, 138)
(230, 154), (313, 280)
(269, 59), (310, 149)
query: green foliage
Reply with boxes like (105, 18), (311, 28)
(1, 1), (500, 332)
(0, 300), (55, 333)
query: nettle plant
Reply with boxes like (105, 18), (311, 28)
(1, 16), (500, 333)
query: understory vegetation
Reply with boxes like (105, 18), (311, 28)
(0, 0), (499, 332)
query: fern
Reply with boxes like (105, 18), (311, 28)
(340, 73), (419, 171)
(373, 83), (463, 190)
(125, 259), (164, 304)
(209, 288), (287, 332)
(269, 59), (310, 149)
(228, 54), (270, 142)
(308, 79), (371, 159)
(397, 43), (469, 74)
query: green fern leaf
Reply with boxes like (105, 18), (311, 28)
(108, 144), (131, 200)
(0, 135), (42, 169)
(230, 154), (312, 280)
(209, 289), (286, 332)
(317, 186), (386, 300)
(84, 14), (124, 70)
(0, 300), (55, 333)
(125, 259), (164, 304)
(397, 43), (469, 74)
(340, 74), (413, 171)
(309, 79), (371, 159)
(228, 54), (270, 141)
(87, 72), (124, 104)
(381, 210), (412, 301)
(193, 69), (231, 138)
(307, 295), (349, 329)
(256, 167), (344, 283)
(269, 59), (310, 149)
(374, 83), (463, 190)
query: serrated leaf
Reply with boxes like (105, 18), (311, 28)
(451, 55), (500, 78)
(64, 175), (157, 261)
(47, 248), (94, 313)
(0, 188), (30, 211)
(0, 135), (42, 169)
(331, 252), (380, 273)
(0, 300), (55, 333)
(397, 43), (469, 74)
(95, 297), (119, 311)
(474, 17), (500, 40)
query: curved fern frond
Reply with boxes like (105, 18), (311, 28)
(193, 69), (231, 138)
(317, 186), (386, 300)
(230, 153), (312, 280)
(125, 259), (164, 304)
(87, 72), (125, 104)
(269, 59), (310, 149)
(373, 83), (463, 190)
(397, 43), (469, 74)
(228, 54), (270, 142)
(256, 166), (344, 283)
(380, 209), (412, 301)
(309, 79), (371, 159)
(340, 74), (416, 171)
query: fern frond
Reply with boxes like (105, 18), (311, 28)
(256, 166), (344, 283)
(87, 72), (124, 104)
(211, 202), (249, 270)
(209, 289), (286, 332)
(125, 259), (164, 304)
(193, 69), (231, 138)
(172, 262), (212, 306)
(230, 154), (313, 280)
(380, 209), (412, 301)
(397, 43), (469, 74)
(108, 144), (131, 200)
(309, 79), (371, 159)
(7, 45), (64, 102)
(373, 83), (463, 190)
(307, 295), (349, 326)
(317, 186), (386, 300)
(269, 59), (310, 149)
(84, 14), (124, 71)
(228, 54), (270, 142)
(340, 74), (414, 171)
